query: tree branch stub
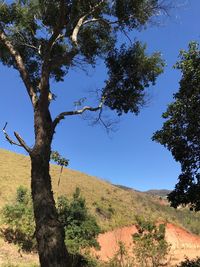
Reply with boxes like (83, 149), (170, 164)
(2, 123), (31, 153)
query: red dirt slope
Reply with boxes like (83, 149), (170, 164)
(94, 223), (200, 265)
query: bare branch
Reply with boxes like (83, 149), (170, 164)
(83, 17), (119, 27)
(53, 99), (104, 130)
(19, 43), (39, 51)
(71, 0), (105, 46)
(2, 123), (31, 153)
(0, 30), (38, 107)
(14, 132), (31, 153)
(71, 14), (88, 46)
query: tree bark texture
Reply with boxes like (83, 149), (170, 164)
(30, 104), (71, 267)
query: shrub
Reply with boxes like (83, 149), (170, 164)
(176, 257), (200, 267)
(1, 186), (36, 251)
(57, 188), (101, 255)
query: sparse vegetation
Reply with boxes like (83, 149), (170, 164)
(103, 241), (135, 267)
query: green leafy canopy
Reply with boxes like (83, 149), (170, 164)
(153, 42), (200, 211)
(0, 0), (165, 116)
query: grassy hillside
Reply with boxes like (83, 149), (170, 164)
(0, 148), (200, 234)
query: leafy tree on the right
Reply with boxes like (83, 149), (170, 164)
(153, 42), (200, 211)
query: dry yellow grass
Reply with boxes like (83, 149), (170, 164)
(0, 148), (199, 233)
(0, 148), (170, 231)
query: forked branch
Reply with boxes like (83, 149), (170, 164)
(53, 99), (104, 130)
(2, 123), (31, 153)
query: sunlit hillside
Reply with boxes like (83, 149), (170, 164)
(0, 148), (200, 235)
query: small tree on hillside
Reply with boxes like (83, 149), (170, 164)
(0, 1), (166, 266)
(153, 42), (200, 211)
(132, 217), (170, 267)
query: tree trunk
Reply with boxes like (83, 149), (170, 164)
(30, 104), (71, 267)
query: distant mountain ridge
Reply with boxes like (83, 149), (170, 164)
(113, 184), (172, 198)
(145, 189), (172, 198)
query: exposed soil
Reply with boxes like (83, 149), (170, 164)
(0, 223), (200, 266)
(94, 223), (200, 266)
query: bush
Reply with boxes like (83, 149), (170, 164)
(1, 186), (101, 264)
(1, 186), (36, 251)
(176, 257), (200, 267)
(57, 188), (101, 255)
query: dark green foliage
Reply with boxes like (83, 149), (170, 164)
(177, 257), (200, 267)
(153, 42), (200, 211)
(1, 186), (100, 257)
(16, 185), (28, 203)
(132, 217), (170, 267)
(57, 188), (101, 255)
(103, 42), (164, 115)
(114, 0), (159, 29)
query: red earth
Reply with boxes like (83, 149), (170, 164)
(93, 223), (200, 265)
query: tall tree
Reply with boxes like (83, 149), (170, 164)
(153, 42), (200, 211)
(0, 1), (165, 266)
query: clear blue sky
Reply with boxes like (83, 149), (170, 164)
(0, 0), (199, 191)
